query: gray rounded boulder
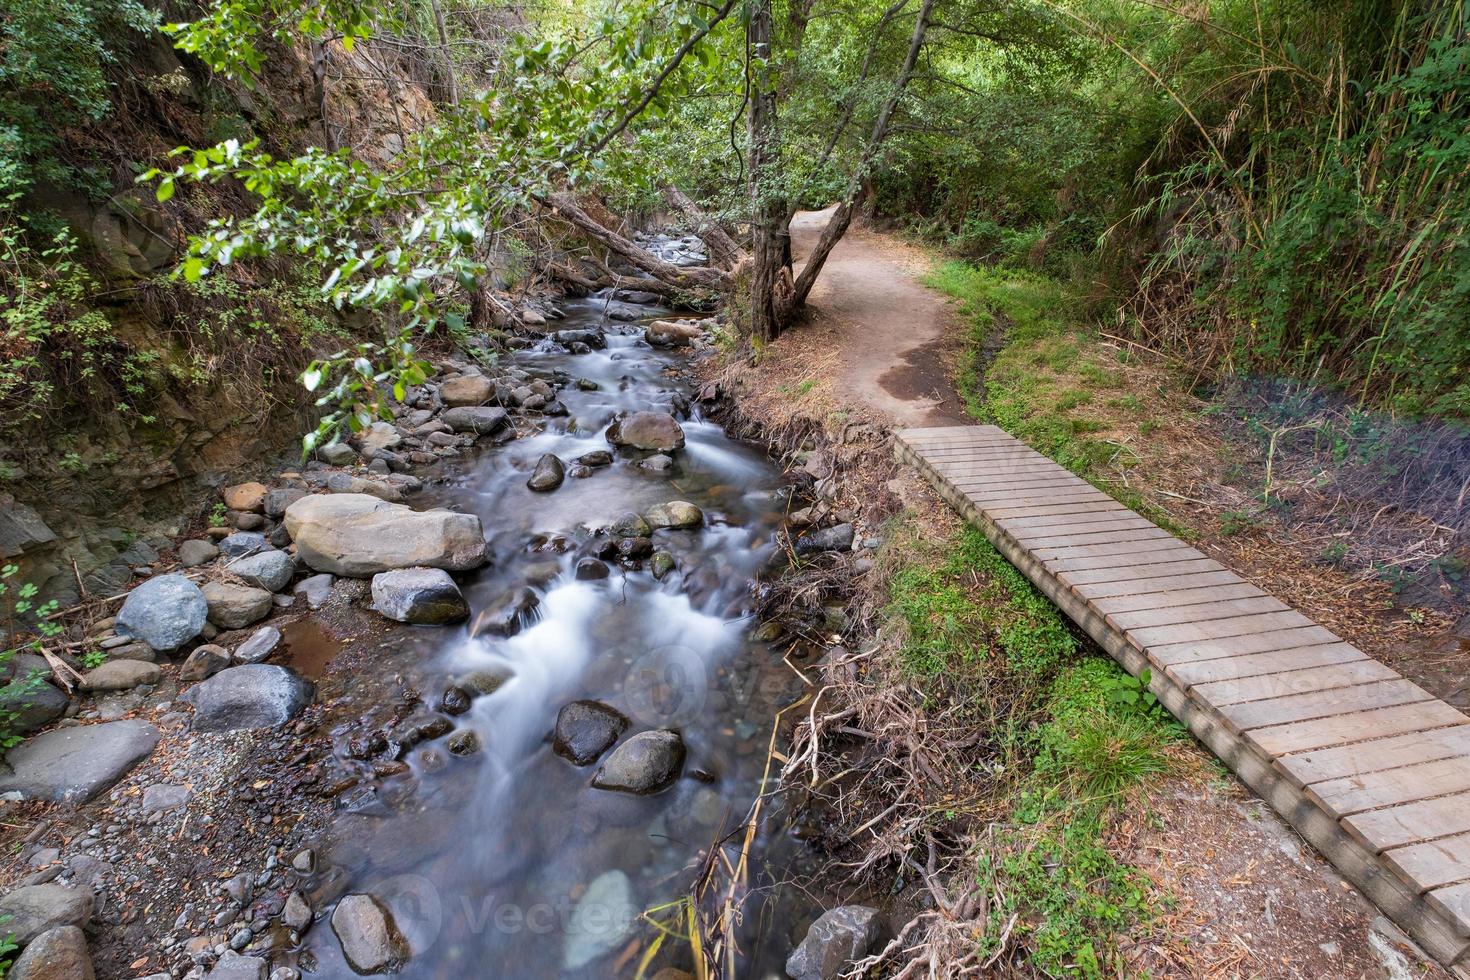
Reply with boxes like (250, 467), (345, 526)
(224, 550), (295, 593)
(370, 568), (468, 624)
(592, 730), (684, 794)
(182, 664), (313, 732)
(283, 493), (487, 577)
(116, 574), (207, 651)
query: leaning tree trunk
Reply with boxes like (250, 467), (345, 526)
(786, 0), (935, 312)
(746, 0), (790, 342)
(662, 186), (748, 270)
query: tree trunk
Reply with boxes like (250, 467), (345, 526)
(538, 193), (729, 293)
(662, 185), (747, 270)
(786, 0), (935, 311)
(429, 0), (459, 106)
(746, 0), (790, 342)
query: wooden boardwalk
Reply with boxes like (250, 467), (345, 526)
(896, 424), (1470, 967)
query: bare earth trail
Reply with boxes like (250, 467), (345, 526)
(790, 206), (968, 426)
(784, 210), (1450, 978)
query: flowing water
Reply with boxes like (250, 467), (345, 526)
(297, 288), (818, 977)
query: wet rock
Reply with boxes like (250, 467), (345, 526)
(222, 483), (268, 513)
(141, 782), (191, 815)
(563, 870), (636, 970)
(225, 551), (295, 593)
(438, 686), (472, 716)
(180, 644), (231, 681)
(439, 375), (497, 407)
(639, 454), (674, 473)
(592, 730), (684, 794)
(318, 442), (358, 466)
(645, 319), (702, 347)
(567, 464), (593, 479)
(785, 905), (881, 980)
(527, 454), (566, 492)
(645, 500), (703, 530)
(207, 951), (267, 980)
(182, 665), (313, 732)
(441, 406), (510, 435)
(616, 537), (654, 561)
(607, 411), (685, 452)
(446, 729), (480, 755)
(551, 328), (604, 349)
(282, 890), (313, 932)
(331, 894), (406, 974)
(576, 450), (613, 467)
(0, 885), (93, 945)
(455, 666), (514, 697)
(178, 539), (220, 567)
(611, 513), (652, 537)
(202, 582), (274, 630)
(116, 574), (208, 651)
(234, 626), (282, 664)
(370, 567), (469, 625)
(0, 679), (66, 735)
(285, 494), (487, 576)
(294, 573), (335, 609)
(651, 552), (676, 580)
(0, 720), (158, 802)
(795, 523), (855, 556)
(553, 701), (628, 765)
(471, 587), (538, 637)
(8, 924), (93, 979)
(574, 558), (610, 580)
(80, 660), (160, 692)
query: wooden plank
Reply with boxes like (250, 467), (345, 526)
(1092, 581), (1266, 614)
(996, 510), (1141, 532)
(1312, 757), (1470, 820)
(1058, 559), (1227, 587)
(1015, 526), (1173, 551)
(1107, 595), (1289, 632)
(1127, 610), (1317, 648)
(1047, 547), (1207, 573)
(1146, 626), (1341, 666)
(1385, 835), (1470, 894)
(1427, 883), (1470, 937)
(949, 474), (1088, 493)
(1248, 701), (1469, 757)
(968, 492), (1113, 511)
(1277, 726), (1470, 788)
(1035, 537), (1197, 562)
(987, 501), (1129, 520)
(1344, 790), (1470, 853)
(1074, 569), (1246, 600)
(1166, 643), (1368, 689)
(935, 459), (1068, 475)
(1193, 659), (1398, 707)
(1217, 679), (1433, 732)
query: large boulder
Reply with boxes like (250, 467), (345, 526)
(326, 472), (403, 503)
(221, 483), (267, 513)
(785, 906), (881, 980)
(116, 574), (207, 651)
(331, 894), (407, 974)
(607, 412), (685, 452)
(0, 885), (93, 946)
(553, 701), (628, 766)
(439, 375), (497, 407)
(9, 924), (94, 979)
(645, 501), (703, 530)
(592, 730), (684, 794)
(441, 406), (509, 435)
(0, 720), (158, 802)
(370, 568), (468, 624)
(645, 319), (703, 347)
(201, 582), (274, 630)
(183, 664), (313, 732)
(218, 532), (272, 559)
(80, 660), (160, 692)
(0, 678), (67, 734)
(224, 550), (295, 593)
(283, 494), (487, 577)
(527, 454), (565, 492)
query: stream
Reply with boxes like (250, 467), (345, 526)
(294, 278), (817, 977)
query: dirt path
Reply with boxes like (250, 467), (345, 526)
(790, 206), (968, 427)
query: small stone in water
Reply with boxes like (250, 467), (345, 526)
(439, 685), (472, 716)
(526, 453), (566, 492)
(574, 558), (610, 580)
(446, 729), (480, 756)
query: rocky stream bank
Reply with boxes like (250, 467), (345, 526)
(0, 233), (894, 980)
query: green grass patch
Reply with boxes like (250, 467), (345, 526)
(925, 259), (1192, 539)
